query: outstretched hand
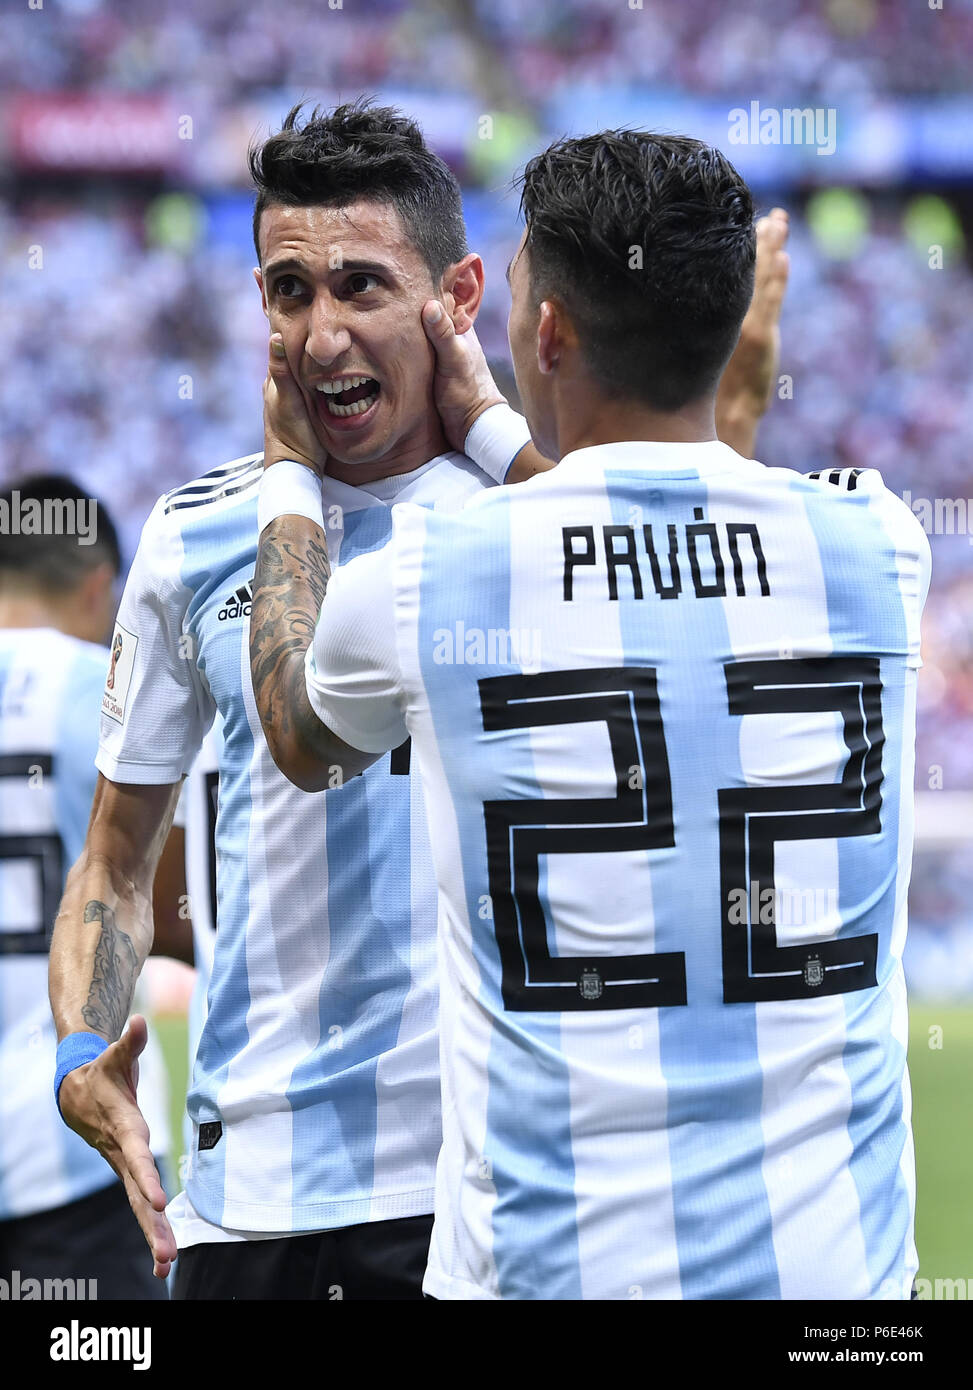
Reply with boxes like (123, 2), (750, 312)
(263, 334), (329, 475)
(58, 1015), (176, 1279)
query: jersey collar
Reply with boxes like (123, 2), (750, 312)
(320, 451), (463, 514)
(556, 439), (749, 476)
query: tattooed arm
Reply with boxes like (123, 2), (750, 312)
(250, 333), (379, 791)
(81, 899), (139, 1036)
(250, 514), (378, 791)
(50, 775), (178, 1041)
(49, 774), (181, 1278)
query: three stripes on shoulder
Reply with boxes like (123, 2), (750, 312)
(804, 467), (869, 492)
(164, 454), (264, 515)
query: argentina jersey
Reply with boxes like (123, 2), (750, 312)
(97, 449), (494, 1235)
(0, 629), (170, 1220)
(308, 439), (930, 1299)
(181, 719), (221, 1073)
(169, 719), (221, 1174)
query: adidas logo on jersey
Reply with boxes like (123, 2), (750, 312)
(218, 581), (254, 621)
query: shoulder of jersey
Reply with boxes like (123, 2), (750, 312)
(28, 626), (103, 665)
(801, 464), (928, 551)
(22, 629), (108, 689)
(801, 466), (881, 494)
(162, 452), (264, 516)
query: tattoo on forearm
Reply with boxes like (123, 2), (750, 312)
(250, 522), (336, 760)
(81, 900), (138, 1040)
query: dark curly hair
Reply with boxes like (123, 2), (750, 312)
(518, 131), (756, 411)
(249, 98), (467, 281)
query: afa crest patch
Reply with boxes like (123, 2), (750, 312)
(579, 967), (604, 1002)
(803, 954), (825, 989)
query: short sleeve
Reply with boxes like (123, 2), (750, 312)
(96, 497), (214, 784)
(869, 478), (932, 672)
(305, 547), (407, 754)
(805, 467), (932, 673)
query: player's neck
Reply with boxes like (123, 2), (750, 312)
(0, 589), (78, 639)
(325, 416), (452, 487)
(554, 392), (719, 458)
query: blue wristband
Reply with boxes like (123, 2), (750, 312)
(54, 1031), (108, 1115)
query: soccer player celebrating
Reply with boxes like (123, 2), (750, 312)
(49, 102), (504, 1300)
(0, 477), (170, 1300)
(251, 132), (926, 1299)
(50, 102), (786, 1299)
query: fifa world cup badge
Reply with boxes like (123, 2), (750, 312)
(106, 630), (123, 690)
(580, 966), (604, 1002)
(102, 623), (138, 724)
(804, 954), (824, 988)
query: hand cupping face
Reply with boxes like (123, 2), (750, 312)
(263, 333), (330, 478)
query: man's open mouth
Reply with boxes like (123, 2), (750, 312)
(315, 376), (381, 418)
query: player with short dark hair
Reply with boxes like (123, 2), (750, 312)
(517, 130), (756, 414)
(48, 99), (515, 1301)
(0, 475), (169, 1300)
(251, 130), (924, 1299)
(249, 96), (469, 284)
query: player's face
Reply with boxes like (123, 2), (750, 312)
(506, 230), (557, 460)
(255, 201), (446, 482)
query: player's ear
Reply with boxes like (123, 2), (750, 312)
(441, 254), (485, 335)
(254, 267), (269, 320)
(536, 299), (561, 375)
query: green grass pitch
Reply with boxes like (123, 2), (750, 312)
(908, 1004), (973, 1284)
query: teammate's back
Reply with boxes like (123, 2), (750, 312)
(286, 128), (932, 1299)
(394, 442), (928, 1298)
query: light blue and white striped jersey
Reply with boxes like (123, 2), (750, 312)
(307, 441), (930, 1300)
(97, 450), (494, 1234)
(0, 628), (170, 1220)
(170, 719), (221, 1175)
(180, 719), (222, 1075)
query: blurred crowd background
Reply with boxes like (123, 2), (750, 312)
(1, 0), (971, 991)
